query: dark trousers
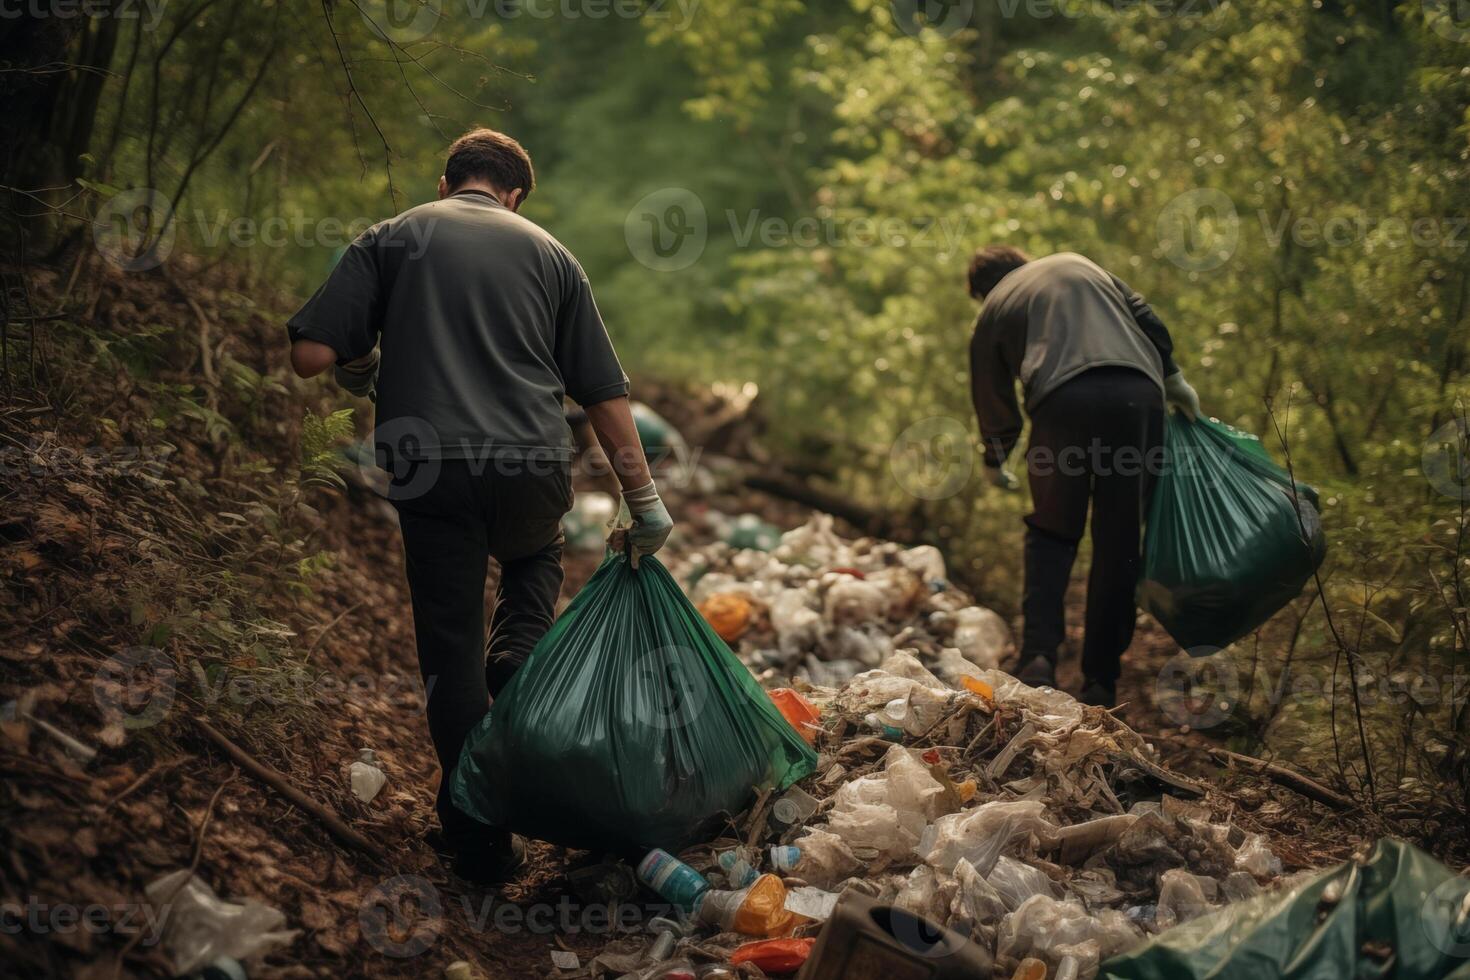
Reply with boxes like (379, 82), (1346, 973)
(1021, 367), (1164, 684)
(390, 459), (571, 840)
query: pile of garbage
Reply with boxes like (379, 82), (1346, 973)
(671, 512), (1014, 690)
(556, 516), (1292, 979)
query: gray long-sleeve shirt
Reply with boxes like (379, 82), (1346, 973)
(968, 252), (1178, 467)
(288, 190), (628, 464)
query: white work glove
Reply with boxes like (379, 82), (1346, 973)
(623, 480), (673, 566)
(984, 463), (1020, 492)
(1164, 371), (1202, 421)
(334, 349), (379, 401)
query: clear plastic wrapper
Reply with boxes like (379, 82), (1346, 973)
(997, 894), (1141, 980)
(919, 800), (1058, 873)
(987, 856), (1059, 911)
(144, 871), (299, 976)
(1155, 868), (1219, 929)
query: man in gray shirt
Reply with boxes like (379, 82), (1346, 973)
(288, 128), (672, 882)
(968, 248), (1202, 706)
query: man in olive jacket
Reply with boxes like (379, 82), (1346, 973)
(967, 247), (1203, 706)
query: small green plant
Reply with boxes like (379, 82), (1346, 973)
(299, 408), (355, 490)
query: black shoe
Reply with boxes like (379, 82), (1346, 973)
(1078, 677), (1116, 708)
(1015, 654), (1057, 688)
(451, 834), (527, 886)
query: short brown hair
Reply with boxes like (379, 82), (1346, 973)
(967, 245), (1031, 298)
(444, 128), (535, 198)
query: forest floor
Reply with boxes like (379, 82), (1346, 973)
(0, 258), (1453, 979)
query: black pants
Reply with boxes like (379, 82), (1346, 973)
(390, 459), (571, 841)
(1021, 367), (1164, 684)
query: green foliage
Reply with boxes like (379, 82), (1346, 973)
(299, 408), (356, 491)
(68, 0), (1468, 798)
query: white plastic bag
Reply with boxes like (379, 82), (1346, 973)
(770, 587), (822, 656)
(950, 606), (1013, 670)
(145, 871), (299, 976)
(789, 829), (862, 888)
(918, 800), (1058, 873)
(1156, 869), (1218, 929)
(986, 856), (1058, 911)
(997, 894), (1141, 980)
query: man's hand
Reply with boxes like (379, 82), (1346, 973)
(1164, 371), (1202, 421)
(623, 481), (673, 565)
(334, 350), (379, 401)
(985, 463), (1020, 492)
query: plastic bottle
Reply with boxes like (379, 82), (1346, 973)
(696, 874), (796, 937)
(717, 847), (759, 888)
(637, 849), (711, 914)
(349, 749), (386, 803)
(1010, 959), (1047, 980)
(769, 845), (801, 872)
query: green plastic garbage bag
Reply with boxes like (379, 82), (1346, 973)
(450, 552), (818, 853)
(1102, 839), (1470, 980)
(1138, 413), (1327, 652)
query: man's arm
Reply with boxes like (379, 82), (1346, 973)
(582, 396), (652, 492)
(583, 396), (671, 562)
(291, 339), (337, 378)
(969, 315), (1024, 472)
(1110, 273), (1179, 377)
(1110, 273), (1202, 418)
(286, 229), (385, 394)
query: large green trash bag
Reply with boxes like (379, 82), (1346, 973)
(450, 552), (818, 853)
(1138, 413), (1327, 652)
(1102, 839), (1470, 980)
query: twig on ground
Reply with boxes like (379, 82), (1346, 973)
(191, 716), (379, 857)
(1150, 732), (1354, 811)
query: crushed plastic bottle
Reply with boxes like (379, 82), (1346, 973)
(349, 748), (386, 803)
(696, 874), (797, 937)
(717, 847), (760, 888)
(769, 845), (801, 873)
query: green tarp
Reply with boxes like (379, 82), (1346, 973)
(1103, 839), (1470, 980)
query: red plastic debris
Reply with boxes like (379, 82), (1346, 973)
(729, 937), (817, 974)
